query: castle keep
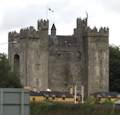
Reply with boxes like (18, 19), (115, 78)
(8, 17), (109, 97)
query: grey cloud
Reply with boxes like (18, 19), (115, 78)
(1, 4), (46, 31)
(0, 0), (70, 31)
(100, 0), (120, 13)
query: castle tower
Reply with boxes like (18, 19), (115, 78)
(73, 17), (109, 97)
(51, 23), (56, 36)
(74, 17), (87, 36)
(73, 18), (88, 97)
(8, 19), (49, 90)
(37, 19), (49, 30)
(86, 27), (109, 96)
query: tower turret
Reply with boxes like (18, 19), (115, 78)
(51, 23), (56, 36)
(37, 19), (49, 31)
(74, 17), (88, 36)
(77, 18), (87, 29)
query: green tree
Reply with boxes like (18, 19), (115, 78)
(0, 53), (22, 88)
(109, 45), (120, 92)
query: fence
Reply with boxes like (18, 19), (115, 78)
(0, 88), (29, 115)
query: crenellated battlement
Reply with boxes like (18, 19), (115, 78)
(77, 17), (87, 29)
(8, 31), (19, 42)
(37, 19), (49, 30)
(19, 26), (39, 39)
(87, 26), (109, 37)
(9, 26), (39, 39)
(8, 19), (49, 40)
(20, 26), (36, 33)
(8, 31), (19, 38)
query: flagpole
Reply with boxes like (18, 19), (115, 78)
(85, 11), (88, 19)
(46, 7), (48, 19)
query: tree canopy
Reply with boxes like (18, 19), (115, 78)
(0, 53), (22, 88)
(109, 45), (120, 92)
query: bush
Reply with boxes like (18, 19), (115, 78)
(30, 101), (120, 115)
(102, 98), (114, 105)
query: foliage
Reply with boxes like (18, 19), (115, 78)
(30, 101), (120, 115)
(109, 45), (120, 92)
(102, 98), (114, 105)
(0, 53), (22, 88)
(84, 96), (96, 105)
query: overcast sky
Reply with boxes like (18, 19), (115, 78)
(0, 0), (120, 53)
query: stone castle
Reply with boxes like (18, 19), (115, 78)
(8, 17), (109, 97)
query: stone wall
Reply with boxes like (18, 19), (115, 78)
(8, 20), (49, 90)
(87, 28), (109, 95)
(8, 17), (109, 97)
(48, 47), (81, 92)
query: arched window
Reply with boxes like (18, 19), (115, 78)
(14, 54), (20, 73)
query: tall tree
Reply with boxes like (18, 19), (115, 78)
(109, 45), (120, 92)
(0, 53), (22, 88)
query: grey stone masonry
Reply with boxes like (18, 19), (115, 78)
(8, 17), (109, 97)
